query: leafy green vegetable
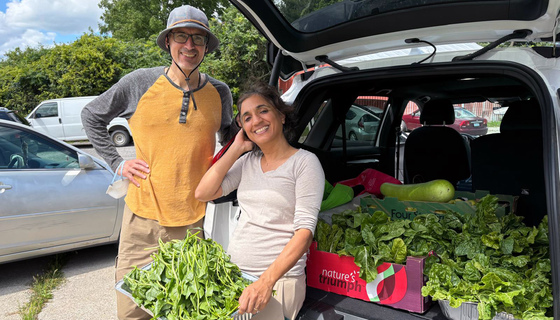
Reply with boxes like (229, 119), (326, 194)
(315, 206), (448, 282)
(314, 195), (553, 320)
(123, 232), (251, 320)
(421, 196), (552, 320)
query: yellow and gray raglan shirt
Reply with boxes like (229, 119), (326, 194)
(82, 66), (233, 227)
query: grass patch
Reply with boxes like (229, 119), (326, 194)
(487, 121), (501, 127)
(19, 254), (68, 320)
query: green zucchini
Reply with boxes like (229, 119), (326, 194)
(380, 179), (455, 202)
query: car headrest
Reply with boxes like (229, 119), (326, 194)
(500, 100), (541, 134)
(419, 99), (455, 125)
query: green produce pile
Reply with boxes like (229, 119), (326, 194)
(123, 232), (251, 320)
(422, 196), (551, 320)
(314, 195), (552, 320)
(315, 202), (457, 283)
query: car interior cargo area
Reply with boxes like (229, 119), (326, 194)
(295, 62), (547, 225)
(292, 62), (550, 319)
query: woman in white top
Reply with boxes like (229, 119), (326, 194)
(195, 82), (325, 320)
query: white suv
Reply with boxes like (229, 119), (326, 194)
(207, 1), (560, 319)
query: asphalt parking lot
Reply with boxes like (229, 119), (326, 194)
(0, 243), (121, 320)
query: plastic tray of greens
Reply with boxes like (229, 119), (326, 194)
(116, 262), (256, 320)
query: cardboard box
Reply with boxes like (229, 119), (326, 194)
(306, 242), (431, 313)
(360, 190), (516, 220)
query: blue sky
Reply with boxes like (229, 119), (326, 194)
(0, 0), (102, 56)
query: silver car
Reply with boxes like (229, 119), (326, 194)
(334, 104), (382, 143)
(0, 119), (124, 264)
(343, 104), (381, 141)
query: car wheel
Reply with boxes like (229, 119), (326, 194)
(110, 130), (131, 147)
(349, 132), (358, 140)
(400, 120), (408, 132)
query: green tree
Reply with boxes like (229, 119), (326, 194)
(202, 5), (270, 106)
(0, 46), (51, 115)
(0, 33), (168, 115)
(98, 0), (229, 41)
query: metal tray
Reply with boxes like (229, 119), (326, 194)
(115, 263), (256, 320)
(438, 300), (520, 320)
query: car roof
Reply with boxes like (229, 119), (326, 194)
(0, 118), (35, 129)
(0, 108), (30, 125)
(231, 0), (559, 77)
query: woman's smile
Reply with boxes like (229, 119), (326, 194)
(254, 126), (269, 134)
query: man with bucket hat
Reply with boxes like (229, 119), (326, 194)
(82, 5), (233, 319)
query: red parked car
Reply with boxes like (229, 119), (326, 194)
(401, 106), (488, 136)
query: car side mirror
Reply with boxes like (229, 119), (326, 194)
(35, 113), (41, 119)
(78, 153), (97, 169)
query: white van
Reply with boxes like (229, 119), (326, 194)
(26, 96), (132, 147)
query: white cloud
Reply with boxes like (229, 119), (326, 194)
(6, 0), (102, 34)
(0, 29), (56, 53)
(0, 0), (102, 55)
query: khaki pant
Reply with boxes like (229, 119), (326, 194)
(248, 274), (307, 320)
(115, 204), (203, 320)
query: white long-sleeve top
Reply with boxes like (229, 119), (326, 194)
(221, 149), (325, 277)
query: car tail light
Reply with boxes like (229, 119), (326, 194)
(459, 120), (470, 127)
(358, 119), (364, 129)
(483, 119), (487, 125)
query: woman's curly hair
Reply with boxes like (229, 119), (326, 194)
(236, 81), (297, 143)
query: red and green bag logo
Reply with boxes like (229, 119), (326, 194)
(366, 263), (408, 304)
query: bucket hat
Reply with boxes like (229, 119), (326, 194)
(156, 5), (219, 53)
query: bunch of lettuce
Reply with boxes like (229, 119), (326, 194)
(314, 195), (552, 320)
(421, 195), (552, 320)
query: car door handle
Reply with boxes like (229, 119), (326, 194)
(0, 183), (13, 192)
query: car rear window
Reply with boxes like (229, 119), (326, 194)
(275, 0), (535, 32)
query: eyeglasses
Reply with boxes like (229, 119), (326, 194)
(169, 32), (208, 46)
